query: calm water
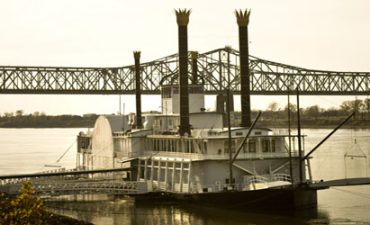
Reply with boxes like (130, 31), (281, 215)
(0, 128), (369, 225)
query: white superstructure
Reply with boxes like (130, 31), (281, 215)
(77, 85), (308, 194)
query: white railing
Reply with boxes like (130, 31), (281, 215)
(0, 177), (152, 195)
(245, 175), (269, 184)
(273, 173), (292, 182)
(143, 151), (299, 161)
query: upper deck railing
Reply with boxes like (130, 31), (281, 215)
(141, 151), (300, 161)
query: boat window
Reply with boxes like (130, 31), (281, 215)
(271, 139), (276, 152)
(255, 131), (262, 135)
(236, 132), (243, 136)
(189, 86), (203, 94)
(196, 141), (202, 154)
(224, 140), (236, 153)
(165, 140), (169, 151)
(140, 166), (145, 179)
(154, 139), (159, 151)
(262, 140), (270, 152)
(169, 140), (173, 152)
(159, 139), (162, 150)
(175, 162), (181, 168)
(248, 140), (256, 153)
(186, 140), (194, 153)
(162, 87), (172, 98)
(174, 140), (178, 152)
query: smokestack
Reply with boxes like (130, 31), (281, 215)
(235, 9), (252, 127)
(176, 9), (191, 136)
(191, 51), (198, 84)
(134, 51), (142, 128)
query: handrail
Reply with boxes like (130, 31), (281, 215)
(0, 167), (133, 180)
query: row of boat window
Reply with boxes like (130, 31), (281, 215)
(223, 139), (276, 154)
(138, 159), (190, 184)
(147, 138), (277, 154)
(149, 139), (207, 154)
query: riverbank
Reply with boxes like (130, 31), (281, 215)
(0, 182), (93, 225)
(0, 114), (97, 128)
(1, 112), (370, 129)
(256, 119), (370, 129)
(41, 212), (93, 225)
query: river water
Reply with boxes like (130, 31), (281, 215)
(0, 128), (369, 225)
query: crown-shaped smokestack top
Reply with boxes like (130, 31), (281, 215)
(133, 51), (141, 60)
(175, 9), (191, 26)
(235, 9), (251, 27)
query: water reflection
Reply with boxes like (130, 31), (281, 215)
(1, 128), (369, 224)
(47, 195), (336, 225)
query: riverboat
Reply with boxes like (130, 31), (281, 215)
(76, 84), (318, 210)
(76, 9), (318, 210)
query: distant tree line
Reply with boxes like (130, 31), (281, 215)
(0, 110), (98, 128)
(2, 98), (370, 128)
(236, 98), (370, 128)
(262, 98), (370, 119)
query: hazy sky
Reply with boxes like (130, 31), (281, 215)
(1, 0), (370, 115)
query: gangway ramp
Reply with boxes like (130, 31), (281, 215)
(310, 177), (370, 189)
(0, 167), (152, 196)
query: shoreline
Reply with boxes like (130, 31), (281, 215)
(1, 124), (370, 129)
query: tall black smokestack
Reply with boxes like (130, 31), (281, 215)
(134, 51), (142, 128)
(176, 9), (191, 136)
(236, 9), (252, 127)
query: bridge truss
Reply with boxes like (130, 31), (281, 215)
(1, 47), (369, 95)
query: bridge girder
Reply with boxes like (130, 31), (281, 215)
(1, 47), (370, 95)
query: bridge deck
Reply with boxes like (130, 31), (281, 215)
(1, 47), (370, 95)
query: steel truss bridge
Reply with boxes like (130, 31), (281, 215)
(1, 47), (370, 95)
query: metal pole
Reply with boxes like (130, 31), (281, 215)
(303, 111), (355, 161)
(227, 88), (233, 188)
(288, 87), (294, 185)
(296, 88), (303, 184)
(226, 48), (233, 188)
(231, 111), (262, 163)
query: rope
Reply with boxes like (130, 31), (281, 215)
(36, 140), (76, 172)
(56, 140), (76, 163)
